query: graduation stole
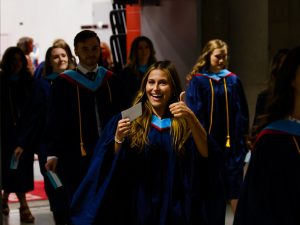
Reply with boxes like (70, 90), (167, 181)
(195, 69), (234, 148)
(195, 69), (234, 82)
(256, 119), (300, 154)
(60, 68), (112, 156)
(60, 67), (111, 92)
(151, 115), (171, 131)
(45, 72), (59, 85)
(264, 119), (300, 136)
(45, 72), (59, 81)
(60, 68), (110, 156)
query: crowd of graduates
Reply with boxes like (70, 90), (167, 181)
(1, 30), (300, 225)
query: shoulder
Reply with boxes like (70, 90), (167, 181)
(51, 74), (76, 91)
(254, 130), (292, 152)
(225, 71), (240, 81)
(189, 73), (210, 84)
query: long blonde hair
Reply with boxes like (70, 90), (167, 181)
(187, 39), (228, 80)
(127, 61), (191, 154)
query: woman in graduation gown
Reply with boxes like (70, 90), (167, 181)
(0, 47), (35, 222)
(233, 46), (300, 225)
(19, 44), (76, 224)
(185, 39), (249, 224)
(70, 60), (219, 225)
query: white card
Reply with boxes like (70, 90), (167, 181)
(121, 102), (142, 121)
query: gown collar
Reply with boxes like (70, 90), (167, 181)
(151, 115), (171, 131)
(60, 67), (109, 91)
(45, 72), (59, 80)
(198, 69), (232, 81)
(264, 119), (300, 137)
(77, 63), (98, 74)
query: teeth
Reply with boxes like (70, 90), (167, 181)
(152, 94), (162, 98)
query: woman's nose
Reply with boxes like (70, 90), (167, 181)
(153, 83), (159, 90)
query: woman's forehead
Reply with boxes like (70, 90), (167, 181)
(212, 47), (227, 55)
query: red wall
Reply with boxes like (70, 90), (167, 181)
(125, 4), (141, 56)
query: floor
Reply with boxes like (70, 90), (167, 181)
(2, 159), (235, 225)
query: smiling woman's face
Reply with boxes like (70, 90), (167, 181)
(50, 47), (69, 73)
(146, 69), (172, 118)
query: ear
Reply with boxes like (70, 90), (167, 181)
(74, 47), (78, 56)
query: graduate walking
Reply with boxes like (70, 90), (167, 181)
(185, 39), (249, 225)
(44, 30), (116, 223)
(70, 61), (221, 225)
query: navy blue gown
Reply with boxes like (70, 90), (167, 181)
(70, 114), (218, 225)
(22, 73), (69, 215)
(0, 71), (35, 192)
(185, 69), (249, 224)
(234, 120), (300, 225)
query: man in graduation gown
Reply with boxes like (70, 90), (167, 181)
(233, 119), (300, 225)
(44, 30), (116, 221)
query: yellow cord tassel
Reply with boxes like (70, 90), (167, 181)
(80, 142), (87, 156)
(226, 135), (231, 148)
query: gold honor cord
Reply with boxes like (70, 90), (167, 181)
(76, 85), (87, 157)
(208, 79), (214, 134)
(223, 78), (230, 148)
(292, 136), (300, 154)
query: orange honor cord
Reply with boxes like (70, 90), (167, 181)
(223, 78), (230, 148)
(77, 85), (87, 156)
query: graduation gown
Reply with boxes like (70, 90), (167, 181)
(44, 67), (115, 199)
(17, 73), (69, 212)
(185, 69), (249, 199)
(70, 114), (217, 225)
(16, 74), (57, 154)
(234, 119), (300, 225)
(0, 72), (35, 192)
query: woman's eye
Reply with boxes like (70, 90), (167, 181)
(159, 80), (167, 85)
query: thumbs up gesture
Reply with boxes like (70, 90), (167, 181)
(169, 91), (193, 120)
(170, 92), (208, 157)
(179, 91), (186, 102)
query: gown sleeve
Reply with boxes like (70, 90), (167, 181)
(70, 114), (122, 225)
(185, 77), (209, 129)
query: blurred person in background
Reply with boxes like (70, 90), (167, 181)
(0, 46), (35, 223)
(17, 36), (35, 76)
